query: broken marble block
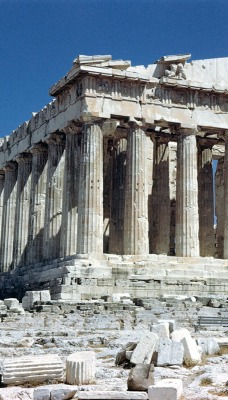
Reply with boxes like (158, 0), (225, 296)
(181, 336), (201, 366)
(157, 338), (184, 366)
(1, 354), (63, 384)
(127, 364), (154, 391)
(66, 351), (95, 385)
(197, 338), (220, 355)
(130, 333), (158, 364)
(34, 384), (78, 400)
(151, 322), (169, 338)
(22, 290), (51, 310)
(4, 298), (19, 309)
(148, 378), (183, 400)
(115, 342), (137, 365)
(33, 387), (51, 400)
(170, 328), (191, 342)
(158, 319), (176, 333)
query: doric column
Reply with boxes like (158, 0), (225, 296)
(0, 162), (18, 272)
(146, 136), (154, 254)
(123, 124), (149, 255)
(77, 122), (103, 255)
(0, 171), (5, 248)
(198, 143), (215, 257)
(27, 144), (48, 265)
(109, 138), (127, 254)
(60, 126), (80, 258)
(103, 137), (114, 253)
(223, 132), (228, 258)
(43, 134), (65, 261)
(176, 128), (200, 257)
(151, 137), (170, 254)
(13, 153), (32, 267)
(215, 157), (224, 258)
(169, 142), (177, 256)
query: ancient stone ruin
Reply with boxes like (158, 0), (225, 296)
(0, 53), (228, 300)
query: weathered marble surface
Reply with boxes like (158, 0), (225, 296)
(0, 52), (228, 298)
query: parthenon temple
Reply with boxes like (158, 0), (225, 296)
(0, 53), (228, 300)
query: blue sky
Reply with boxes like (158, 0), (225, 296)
(1, 0), (228, 137)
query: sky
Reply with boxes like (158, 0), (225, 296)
(1, 0), (228, 137)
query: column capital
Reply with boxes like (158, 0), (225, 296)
(63, 122), (82, 135)
(15, 153), (32, 164)
(44, 132), (65, 145)
(155, 135), (170, 145)
(127, 119), (148, 132)
(3, 161), (17, 172)
(177, 126), (197, 136)
(82, 118), (107, 131)
(30, 143), (48, 155)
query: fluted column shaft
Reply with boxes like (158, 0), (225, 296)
(13, 154), (32, 267)
(198, 144), (214, 257)
(123, 125), (149, 255)
(27, 144), (48, 264)
(77, 122), (103, 255)
(0, 171), (5, 249)
(215, 157), (224, 258)
(43, 134), (65, 261)
(0, 162), (18, 272)
(60, 129), (80, 257)
(109, 138), (127, 254)
(151, 137), (170, 254)
(223, 133), (228, 258)
(176, 129), (199, 257)
(146, 136), (154, 254)
(103, 137), (114, 253)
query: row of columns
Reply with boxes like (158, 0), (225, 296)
(0, 122), (217, 273)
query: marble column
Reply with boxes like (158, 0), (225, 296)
(60, 127), (80, 257)
(27, 144), (48, 265)
(103, 137), (114, 253)
(77, 122), (103, 255)
(0, 162), (18, 272)
(176, 129), (200, 257)
(169, 142), (177, 256)
(13, 153), (32, 267)
(109, 138), (127, 254)
(223, 132), (228, 258)
(0, 171), (5, 248)
(146, 136), (154, 255)
(123, 125), (149, 255)
(151, 137), (170, 254)
(198, 144), (215, 257)
(215, 157), (224, 258)
(43, 134), (65, 261)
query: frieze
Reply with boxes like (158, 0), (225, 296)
(97, 79), (110, 93)
(144, 83), (226, 113)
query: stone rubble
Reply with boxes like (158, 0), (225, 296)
(0, 294), (227, 399)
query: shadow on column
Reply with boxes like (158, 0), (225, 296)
(150, 139), (171, 255)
